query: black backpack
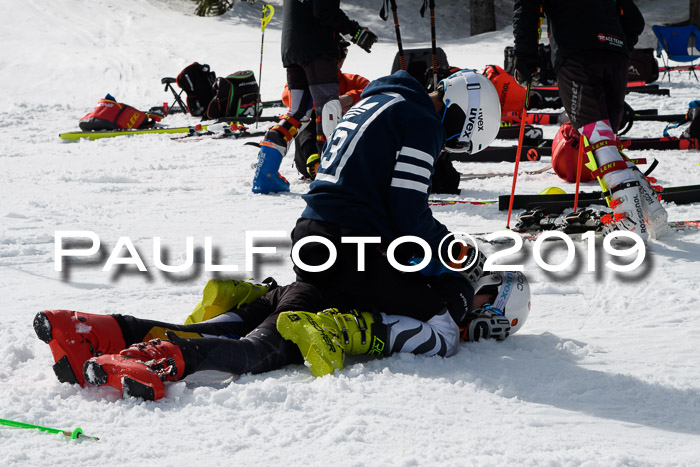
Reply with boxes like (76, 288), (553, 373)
(503, 44), (556, 85)
(176, 62), (217, 117)
(390, 47), (450, 91)
(206, 70), (260, 119)
(627, 48), (659, 83)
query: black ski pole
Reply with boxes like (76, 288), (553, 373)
(380, 0), (406, 70)
(420, 0), (438, 90)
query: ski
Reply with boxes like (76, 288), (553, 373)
(170, 122), (266, 142)
(459, 164), (552, 180)
(473, 219), (700, 244)
(465, 137), (700, 159)
(428, 199), (495, 206)
(497, 184), (700, 211)
(496, 124), (544, 141)
(449, 144), (550, 162)
(148, 99), (286, 117)
(623, 137), (700, 150)
(59, 116), (279, 141)
(532, 81), (670, 97)
(501, 112), (562, 126)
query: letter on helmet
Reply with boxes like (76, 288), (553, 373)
(438, 69), (501, 154)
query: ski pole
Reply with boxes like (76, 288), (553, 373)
(506, 80), (532, 229)
(380, 0), (405, 70)
(0, 418), (99, 441)
(420, 0), (439, 90)
(572, 133), (586, 212)
(256, 4), (275, 128)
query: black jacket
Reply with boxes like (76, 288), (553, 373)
(513, 0), (645, 72)
(281, 0), (359, 67)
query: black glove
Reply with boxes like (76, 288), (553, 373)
(513, 56), (537, 86)
(351, 27), (377, 53)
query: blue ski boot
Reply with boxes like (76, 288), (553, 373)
(252, 141), (290, 194)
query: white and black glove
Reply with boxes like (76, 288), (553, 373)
(462, 307), (511, 342)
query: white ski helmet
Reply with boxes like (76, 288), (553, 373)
(437, 69), (501, 154)
(474, 271), (531, 335)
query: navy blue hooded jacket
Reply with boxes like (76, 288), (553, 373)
(301, 71), (452, 260)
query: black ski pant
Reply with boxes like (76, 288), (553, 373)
(290, 217), (472, 324)
(293, 111), (318, 178)
(112, 282), (325, 377)
(266, 59), (339, 153)
(556, 49), (629, 132)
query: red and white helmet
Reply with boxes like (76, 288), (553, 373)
(474, 271), (531, 335)
(438, 69), (501, 154)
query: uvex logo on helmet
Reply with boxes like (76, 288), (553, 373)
(462, 107), (485, 138)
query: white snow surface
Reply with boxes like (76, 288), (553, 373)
(1, 0), (699, 465)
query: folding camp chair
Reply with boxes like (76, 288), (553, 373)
(159, 77), (188, 116)
(652, 25), (700, 81)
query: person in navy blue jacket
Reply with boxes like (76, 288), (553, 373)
(289, 69), (503, 331)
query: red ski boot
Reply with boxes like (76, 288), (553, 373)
(82, 339), (185, 401)
(33, 310), (126, 386)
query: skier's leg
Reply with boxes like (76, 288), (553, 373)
(276, 305), (462, 377)
(252, 65), (314, 194)
(169, 281), (321, 375)
(83, 282), (324, 399)
(602, 56), (669, 237)
(292, 111), (320, 179)
(302, 58), (341, 154)
(83, 313), (304, 401)
(116, 281), (322, 343)
(557, 51), (667, 240)
(184, 278), (273, 325)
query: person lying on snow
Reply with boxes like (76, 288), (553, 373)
(34, 273), (530, 401)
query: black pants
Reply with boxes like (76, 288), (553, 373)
(293, 111), (318, 178)
(113, 282), (325, 377)
(291, 217), (469, 323)
(267, 59), (339, 153)
(556, 50), (629, 132)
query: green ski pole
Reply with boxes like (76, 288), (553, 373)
(0, 418), (99, 441)
(256, 4), (275, 128)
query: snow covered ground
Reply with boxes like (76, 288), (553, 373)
(1, 0), (699, 464)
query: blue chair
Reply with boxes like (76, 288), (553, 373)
(652, 25), (700, 81)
